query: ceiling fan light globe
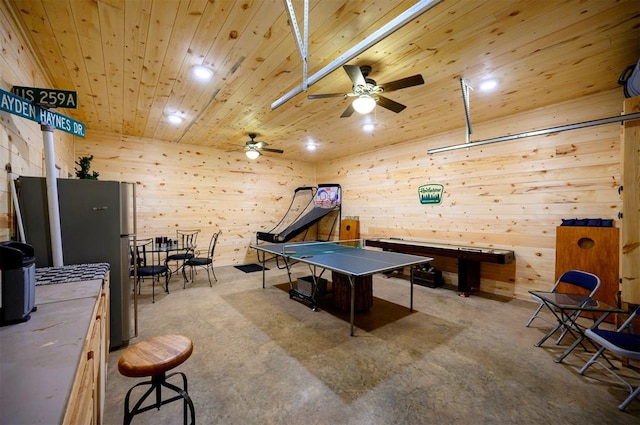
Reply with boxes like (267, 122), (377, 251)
(246, 149), (260, 160)
(352, 95), (376, 114)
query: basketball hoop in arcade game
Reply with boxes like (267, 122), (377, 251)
(314, 184), (341, 208)
(313, 184), (342, 241)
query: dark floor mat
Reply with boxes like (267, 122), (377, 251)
(234, 264), (268, 273)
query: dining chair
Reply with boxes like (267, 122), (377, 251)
(131, 238), (170, 303)
(182, 231), (221, 286)
(579, 306), (640, 411)
(165, 229), (200, 287)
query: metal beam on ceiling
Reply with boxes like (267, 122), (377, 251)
(427, 112), (640, 154)
(284, 0), (309, 90)
(271, 0), (443, 110)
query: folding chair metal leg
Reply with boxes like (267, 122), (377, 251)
(579, 347), (639, 411)
(526, 303), (544, 327)
(620, 385), (640, 411)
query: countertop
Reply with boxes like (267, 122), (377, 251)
(0, 264), (108, 425)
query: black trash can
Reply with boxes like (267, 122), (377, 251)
(0, 241), (36, 325)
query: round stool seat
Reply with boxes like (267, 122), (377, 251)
(118, 334), (193, 378)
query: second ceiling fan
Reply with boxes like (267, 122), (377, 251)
(244, 133), (283, 159)
(308, 65), (424, 117)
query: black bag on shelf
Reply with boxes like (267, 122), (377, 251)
(560, 218), (613, 227)
(618, 59), (640, 98)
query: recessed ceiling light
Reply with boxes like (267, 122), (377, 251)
(479, 79), (498, 92)
(167, 114), (183, 125)
(306, 142), (317, 151)
(193, 65), (214, 81)
(362, 123), (376, 132)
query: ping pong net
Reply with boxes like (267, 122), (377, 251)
(281, 239), (363, 257)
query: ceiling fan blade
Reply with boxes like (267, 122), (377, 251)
(261, 147), (284, 154)
(308, 93), (349, 99)
(377, 95), (406, 113)
(340, 103), (355, 118)
(343, 65), (366, 87)
(379, 74), (424, 92)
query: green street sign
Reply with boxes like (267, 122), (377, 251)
(11, 85), (78, 109)
(37, 107), (85, 137)
(0, 88), (35, 120)
(0, 88), (85, 138)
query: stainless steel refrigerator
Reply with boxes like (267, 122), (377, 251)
(18, 176), (135, 349)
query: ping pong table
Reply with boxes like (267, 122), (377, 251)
(251, 240), (433, 336)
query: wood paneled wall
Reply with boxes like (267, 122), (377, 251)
(1, 5), (75, 241)
(75, 132), (316, 266)
(316, 90), (624, 300)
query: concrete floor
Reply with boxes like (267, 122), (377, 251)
(104, 263), (640, 424)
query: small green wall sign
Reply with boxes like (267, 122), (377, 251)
(418, 184), (444, 205)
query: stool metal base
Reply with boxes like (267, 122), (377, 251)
(124, 371), (195, 425)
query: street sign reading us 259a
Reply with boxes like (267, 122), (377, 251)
(1, 88), (85, 137)
(11, 86), (78, 109)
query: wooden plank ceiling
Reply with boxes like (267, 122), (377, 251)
(5, 0), (640, 162)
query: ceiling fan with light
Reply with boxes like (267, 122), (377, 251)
(307, 65), (424, 117)
(244, 133), (284, 159)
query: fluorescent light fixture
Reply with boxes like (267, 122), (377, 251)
(246, 149), (260, 160)
(193, 65), (214, 80)
(479, 79), (498, 92)
(167, 114), (183, 125)
(352, 95), (376, 114)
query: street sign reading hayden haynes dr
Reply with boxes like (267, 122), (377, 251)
(0, 88), (85, 137)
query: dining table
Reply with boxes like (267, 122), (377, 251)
(149, 242), (191, 285)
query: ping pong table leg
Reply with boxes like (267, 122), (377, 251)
(349, 276), (355, 336)
(410, 273), (414, 311)
(261, 255), (266, 288)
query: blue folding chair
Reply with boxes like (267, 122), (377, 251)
(579, 306), (640, 411)
(527, 270), (600, 345)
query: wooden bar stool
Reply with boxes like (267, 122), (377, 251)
(118, 334), (195, 424)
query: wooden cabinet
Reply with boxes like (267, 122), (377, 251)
(62, 273), (110, 425)
(555, 226), (619, 308)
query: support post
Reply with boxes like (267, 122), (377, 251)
(460, 79), (473, 145)
(41, 124), (63, 266)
